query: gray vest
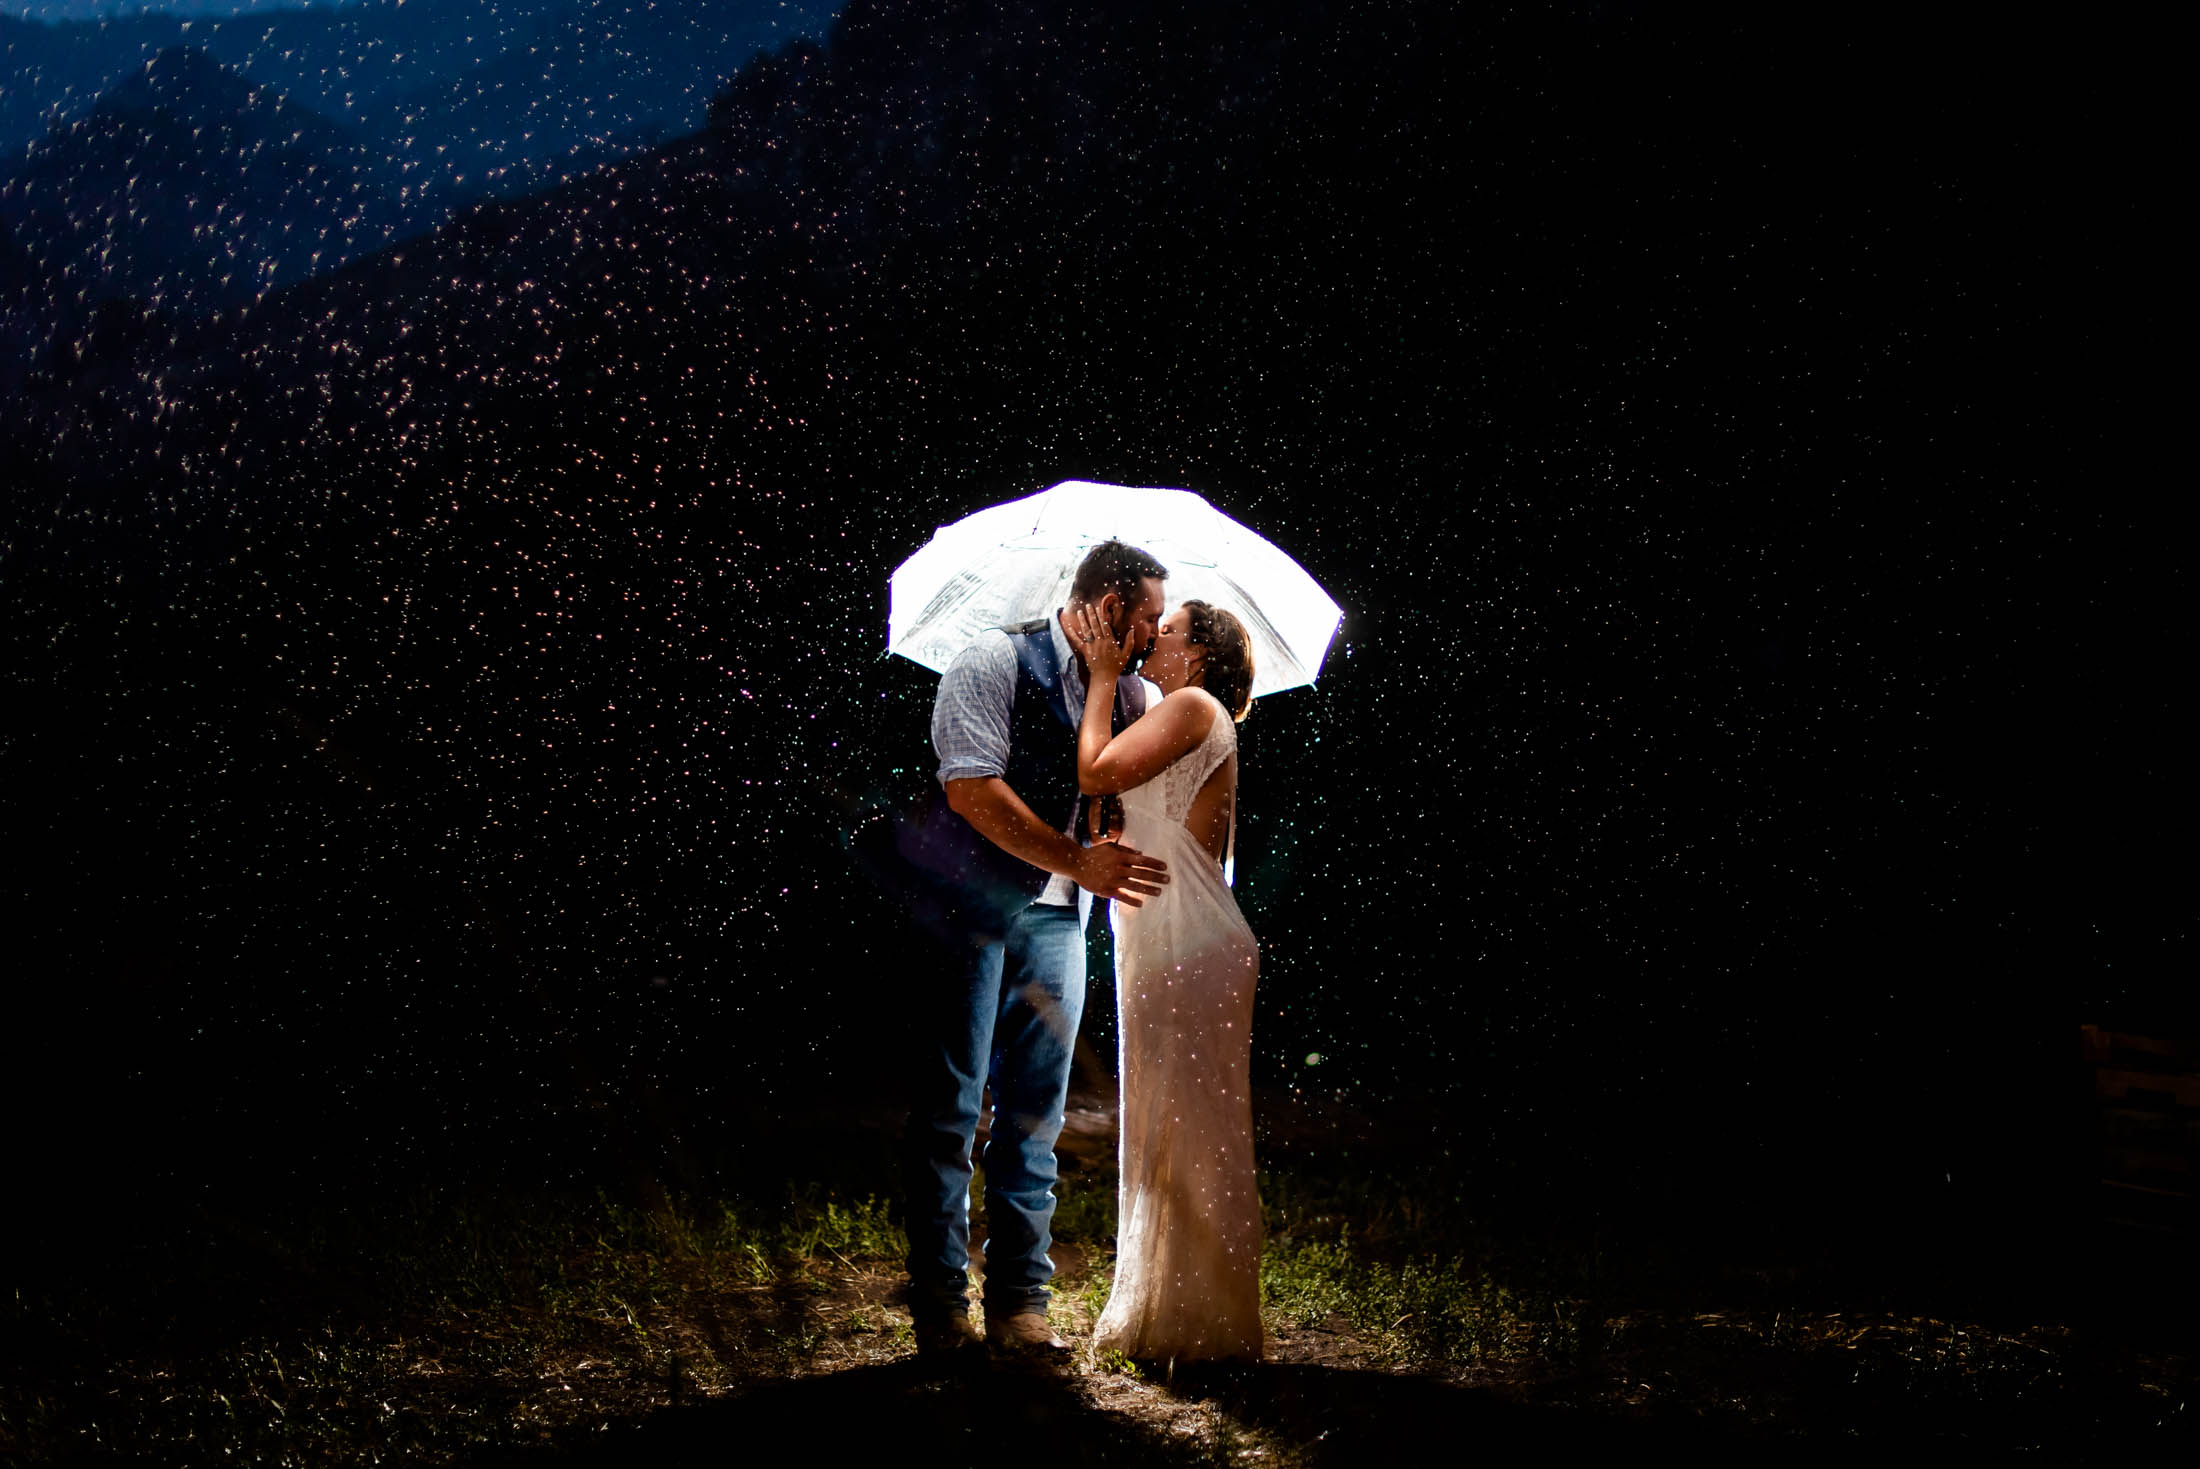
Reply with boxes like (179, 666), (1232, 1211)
(871, 621), (1146, 939)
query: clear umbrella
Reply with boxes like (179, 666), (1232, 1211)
(888, 481), (1342, 698)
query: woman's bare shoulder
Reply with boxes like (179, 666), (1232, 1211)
(1165, 686), (1230, 750)
(1162, 684), (1223, 721)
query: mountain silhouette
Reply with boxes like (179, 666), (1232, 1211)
(0, 42), (408, 385)
(377, 0), (844, 192)
(0, 0), (2158, 1198)
(0, 2), (839, 364)
(0, 1), (837, 156)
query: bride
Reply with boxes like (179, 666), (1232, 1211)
(1069, 597), (1263, 1364)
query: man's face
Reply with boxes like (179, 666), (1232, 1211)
(1111, 577), (1167, 669)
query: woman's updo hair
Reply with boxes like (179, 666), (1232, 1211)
(1182, 600), (1255, 722)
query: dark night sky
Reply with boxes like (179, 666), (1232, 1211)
(0, 2), (2177, 1207)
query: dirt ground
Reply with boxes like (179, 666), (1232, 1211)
(454, 1239), (1737, 1469)
(479, 1091), (2196, 1465)
(4, 1087), (2192, 1465)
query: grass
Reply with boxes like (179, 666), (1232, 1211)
(1253, 1164), (1604, 1368)
(1049, 1166), (1121, 1246)
(1244, 1165), (2196, 1446)
(1, 1186), (911, 1466)
(1261, 1227), (1548, 1365)
(3, 1161), (2191, 1462)
(359, 1185), (907, 1304)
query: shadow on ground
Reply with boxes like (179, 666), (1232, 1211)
(1190, 1362), (1769, 1459)
(488, 1357), (1184, 1467)
(495, 1355), (1781, 1468)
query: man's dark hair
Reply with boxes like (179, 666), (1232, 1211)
(1069, 539), (1168, 610)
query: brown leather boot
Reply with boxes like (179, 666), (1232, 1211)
(985, 1310), (1071, 1355)
(912, 1310), (982, 1356)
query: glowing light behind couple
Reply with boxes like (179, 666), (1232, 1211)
(887, 481), (1343, 701)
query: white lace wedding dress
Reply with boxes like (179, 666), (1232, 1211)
(1092, 687), (1263, 1363)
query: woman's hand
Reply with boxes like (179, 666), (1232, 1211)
(1071, 602), (1132, 679)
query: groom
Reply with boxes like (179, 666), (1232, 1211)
(902, 538), (1173, 1356)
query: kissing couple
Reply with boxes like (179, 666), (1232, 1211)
(886, 537), (1263, 1365)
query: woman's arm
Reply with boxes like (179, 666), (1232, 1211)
(1071, 606), (1216, 795)
(1080, 688), (1214, 794)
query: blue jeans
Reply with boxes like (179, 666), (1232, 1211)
(903, 901), (1085, 1319)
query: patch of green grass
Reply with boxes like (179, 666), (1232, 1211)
(770, 1188), (906, 1266)
(352, 1185), (906, 1318)
(1065, 1265), (1115, 1327)
(1051, 1170), (1119, 1244)
(1254, 1163), (1589, 1368)
(1097, 1347), (1146, 1379)
(1260, 1226), (1548, 1366)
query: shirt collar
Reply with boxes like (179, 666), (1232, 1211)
(1049, 610), (1085, 698)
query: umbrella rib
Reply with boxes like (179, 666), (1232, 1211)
(1211, 570), (1310, 679)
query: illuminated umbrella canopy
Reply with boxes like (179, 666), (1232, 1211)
(889, 481), (1343, 699)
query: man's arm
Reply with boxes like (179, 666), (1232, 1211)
(929, 631), (1167, 906)
(944, 777), (1167, 905)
